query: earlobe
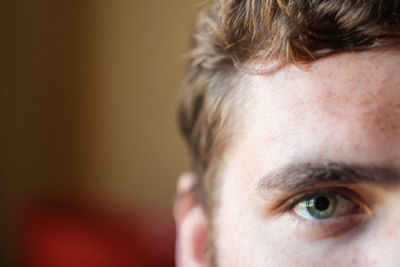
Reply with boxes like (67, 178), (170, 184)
(174, 172), (211, 267)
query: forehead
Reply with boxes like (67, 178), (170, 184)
(230, 49), (400, 169)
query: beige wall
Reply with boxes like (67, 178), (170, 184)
(1, 1), (201, 263)
(2, 0), (200, 210)
(85, 0), (199, 207)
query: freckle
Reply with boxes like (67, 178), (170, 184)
(324, 72), (333, 79)
(358, 94), (375, 108)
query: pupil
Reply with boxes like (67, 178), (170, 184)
(315, 196), (330, 211)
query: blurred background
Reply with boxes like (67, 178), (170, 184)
(2, 0), (200, 266)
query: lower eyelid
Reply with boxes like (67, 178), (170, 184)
(288, 213), (368, 240)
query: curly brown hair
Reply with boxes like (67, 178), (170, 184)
(178, 0), (400, 210)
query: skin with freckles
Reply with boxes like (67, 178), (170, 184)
(175, 49), (400, 267)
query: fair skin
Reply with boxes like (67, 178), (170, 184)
(175, 49), (400, 267)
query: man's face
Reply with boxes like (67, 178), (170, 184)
(175, 49), (400, 267)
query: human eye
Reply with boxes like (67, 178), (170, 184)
(281, 188), (369, 239)
(291, 192), (362, 220)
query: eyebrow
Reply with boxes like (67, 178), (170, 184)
(255, 161), (400, 192)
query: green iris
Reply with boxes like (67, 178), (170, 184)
(306, 194), (337, 219)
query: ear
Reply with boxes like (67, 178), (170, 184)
(174, 172), (211, 267)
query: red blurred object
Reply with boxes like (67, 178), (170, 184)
(18, 199), (175, 267)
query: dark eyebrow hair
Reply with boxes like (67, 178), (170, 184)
(255, 161), (400, 192)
